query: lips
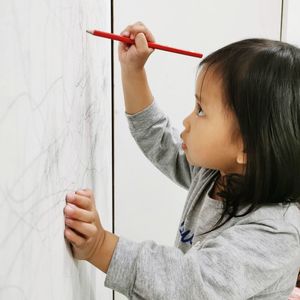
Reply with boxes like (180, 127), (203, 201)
(180, 132), (187, 149)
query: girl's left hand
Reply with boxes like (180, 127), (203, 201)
(63, 189), (105, 260)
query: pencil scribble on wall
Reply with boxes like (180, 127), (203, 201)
(0, 1), (111, 299)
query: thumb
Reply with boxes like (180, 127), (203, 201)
(135, 32), (151, 53)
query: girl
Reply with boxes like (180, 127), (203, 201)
(63, 22), (300, 299)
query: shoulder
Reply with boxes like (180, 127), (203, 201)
(239, 202), (300, 230)
(233, 203), (300, 247)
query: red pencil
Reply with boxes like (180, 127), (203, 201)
(86, 29), (203, 59)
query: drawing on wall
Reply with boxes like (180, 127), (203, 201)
(0, 1), (111, 299)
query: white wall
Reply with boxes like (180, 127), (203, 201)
(282, 0), (300, 45)
(0, 1), (112, 299)
(114, 1), (282, 299)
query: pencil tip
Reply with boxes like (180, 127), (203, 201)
(86, 30), (93, 35)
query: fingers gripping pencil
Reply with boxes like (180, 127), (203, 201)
(86, 29), (203, 58)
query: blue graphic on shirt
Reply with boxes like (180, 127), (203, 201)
(179, 221), (194, 245)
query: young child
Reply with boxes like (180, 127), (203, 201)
(63, 22), (300, 299)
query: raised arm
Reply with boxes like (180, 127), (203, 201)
(118, 22), (195, 189)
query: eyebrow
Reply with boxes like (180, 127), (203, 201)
(195, 94), (205, 105)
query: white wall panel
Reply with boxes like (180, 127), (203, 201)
(282, 0), (300, 45)
(0, 1), (112, 299)
(114, 1), (281, 299)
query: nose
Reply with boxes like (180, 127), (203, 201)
(182, 114), (191, 131)
(181, 115), (191, 139)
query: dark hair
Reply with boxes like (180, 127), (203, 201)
(198, 38), (300, 234)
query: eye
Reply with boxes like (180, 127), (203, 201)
(195, 102), (205, 117)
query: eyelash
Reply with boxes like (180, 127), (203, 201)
(195, 102), (205, 117)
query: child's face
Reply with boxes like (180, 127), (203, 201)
(180, 67), (246, 176)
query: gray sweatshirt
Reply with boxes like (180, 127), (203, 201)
(104, 100), (300, 299)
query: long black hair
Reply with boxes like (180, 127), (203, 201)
(198, 38), (300, 234)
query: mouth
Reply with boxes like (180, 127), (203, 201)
(180, 132), (187, 149)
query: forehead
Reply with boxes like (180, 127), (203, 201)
(195, 66), (235, 121)
(195, 66), (224, 99)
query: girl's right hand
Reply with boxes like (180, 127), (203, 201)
(118, 21), (156, 71)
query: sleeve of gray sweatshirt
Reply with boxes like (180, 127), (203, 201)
(124, 99), (195, 190)
(104, 219), (300, 299)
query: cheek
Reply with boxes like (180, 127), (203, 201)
(193, 122), (233, 156)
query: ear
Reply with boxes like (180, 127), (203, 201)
(236, 151), (247, 165)
(235, 135), (247, 165)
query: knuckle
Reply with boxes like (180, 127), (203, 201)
(88, 200), (93, 209)
(90, 211), (96, 222)
(132, 23), (143, 31)
(86, 189), (93, 196)
(83, 189), (93, 197)
(90, 226), (97, 236)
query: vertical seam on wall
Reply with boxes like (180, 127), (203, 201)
(280, 0), (285, 41)
(111, 0), (115, 238)
(111, 0), (115, 300)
